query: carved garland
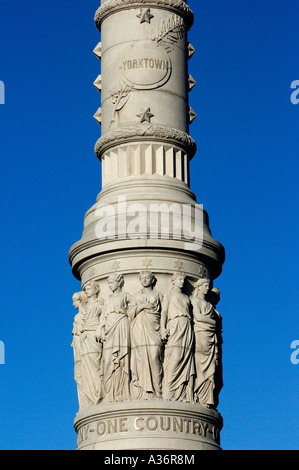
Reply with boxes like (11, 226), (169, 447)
(94, 0), (194, 31)
(94, 124), (196, 159)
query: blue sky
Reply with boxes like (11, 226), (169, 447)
(0, 0), (298, 450)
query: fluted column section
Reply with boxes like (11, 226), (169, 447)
(93, 0), (197, 187)
(69, 1), (225, 451)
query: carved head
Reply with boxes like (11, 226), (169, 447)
(194, 277), (211, 297)
(171, 272), (186, 289)
(139, 271), (156, 287)
(107, 273), (124, 292)
(84, 280), (101, 299)
(72, 291), (87, 309)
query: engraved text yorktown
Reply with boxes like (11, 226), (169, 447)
(122, 58), (169, 72)
(69, 0), (225, 451)
(119, 41), (172, 90)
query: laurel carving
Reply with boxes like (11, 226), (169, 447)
(151, 15), (186, 53)
(94, 124), (196, 159)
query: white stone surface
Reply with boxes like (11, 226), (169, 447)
(69, 0), (225, 451)
(74, 400), (223, 450)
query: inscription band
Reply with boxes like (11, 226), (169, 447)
(76, 414), (221, 445)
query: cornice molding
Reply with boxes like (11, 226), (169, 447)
(94, 0), (194, 31)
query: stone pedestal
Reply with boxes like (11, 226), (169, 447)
(69, 0), (225, 451)
(75, 401), (222, 450)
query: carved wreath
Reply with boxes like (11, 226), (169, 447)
(94, 125), (196, 159)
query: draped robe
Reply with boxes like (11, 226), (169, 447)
(192, 297), (222, 407)
(101, 292), (131, 402)
(80, 298), (104, 408)
(130, 288), (163, 399)
(162, 290), (195, 402)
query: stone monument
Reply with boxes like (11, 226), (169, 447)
(69, 0), (225, 450)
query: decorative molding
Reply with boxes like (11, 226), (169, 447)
(74, 401), (223, 450)
(94, 107), (102, 125)
(94, 0), (194, 31)
(187, 42), (195, 59)
(188, 74), (196, 92)
(93, 42), (102, 60)
(69, 236), (226, 284)
(189, 107), (197, 124)
(93, 75), (102, 92)
(95, 124), (196, 159)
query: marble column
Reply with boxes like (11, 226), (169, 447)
(69, 0), (225, 450)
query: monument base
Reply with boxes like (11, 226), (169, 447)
(74, 400), (223, 450)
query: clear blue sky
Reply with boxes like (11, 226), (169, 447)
(0, 0), (298, 450)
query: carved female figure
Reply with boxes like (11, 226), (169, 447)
(71, 291), (87, 411)
(80, 281), (104, 409)
(130, 271), (164, 400)
(161, 272), (195, 402)
(191, 278), (223, 409)
(99, 273), (131, 403)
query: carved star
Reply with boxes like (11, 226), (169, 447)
(174, 259), (184, 271)
(137, 108), (154, 123)
(137, 8), (154, 24)
(111, 260), (120, 272)
(142, 258), (153, 269)
(199, 266), (208, 278)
